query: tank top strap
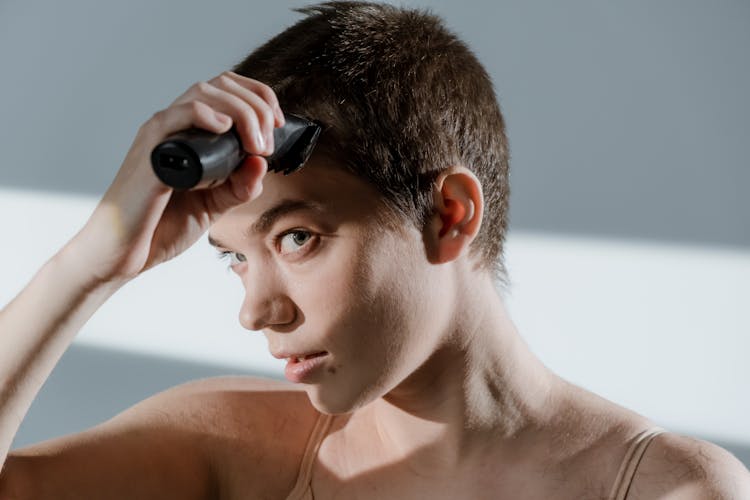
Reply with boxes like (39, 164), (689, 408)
(608, 427), (666, 500)
(285, 412), (335, 500)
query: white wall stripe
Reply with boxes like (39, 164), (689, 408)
(1, 187), (747, 444)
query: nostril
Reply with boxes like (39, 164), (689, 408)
(274, 300), (297, 326)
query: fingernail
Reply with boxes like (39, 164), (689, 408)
(256, 131), (265, 152)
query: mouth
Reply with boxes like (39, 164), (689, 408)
(272, 350), (329, 363)
(288, 351), (328, 364)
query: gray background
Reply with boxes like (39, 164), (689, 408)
(2, 0), (748, 468)
(1, 0), (748, 247)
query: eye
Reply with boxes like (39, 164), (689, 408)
(216, 250), (246, 268)
(278, 230), (315, 255)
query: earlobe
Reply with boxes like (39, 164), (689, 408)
(427, 167), (483, 264)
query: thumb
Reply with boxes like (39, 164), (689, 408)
(207, 156), (267, 216)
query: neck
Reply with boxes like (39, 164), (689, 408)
(369, 272), (560, 469)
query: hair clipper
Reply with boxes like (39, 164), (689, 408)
(151, 114), (322, 190)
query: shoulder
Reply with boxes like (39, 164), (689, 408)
(4, 375), (321, 500)
(545, 386), (749, 499)
(115, 374), (319, 446)
(142, 374), (317, 426)
(139, 375), (322, 498)
(630, 432), (750, 499)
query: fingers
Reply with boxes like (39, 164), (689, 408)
(211, 75), (276, 156)
(145, 100), (233, 143)
(168, 72), (283, 157)
(206, 156), (268, 216)
(218, 72), (285, 127)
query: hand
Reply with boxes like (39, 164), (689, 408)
(68, 71), (285, 284)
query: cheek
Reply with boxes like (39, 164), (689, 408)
(296, 235), (400, 410)
(329, 233), (436, 373)
(304, 232), (450, 413)
(293, 235), (377, 319)
(372, 255), (440, 364)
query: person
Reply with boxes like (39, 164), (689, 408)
(1, 2), (748, 498)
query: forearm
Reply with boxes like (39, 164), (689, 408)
(0, 242), (125, 464)
(0, 71), (274, 490)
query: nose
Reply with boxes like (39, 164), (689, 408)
(238, 268), (297, 332)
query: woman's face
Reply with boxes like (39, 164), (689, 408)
(208, 156), (453, 414)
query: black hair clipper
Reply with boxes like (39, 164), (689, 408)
(151, 114), (322, 190)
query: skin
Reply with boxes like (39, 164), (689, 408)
(0, 72), (748, 499)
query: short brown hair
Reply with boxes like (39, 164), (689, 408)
(232, 1), (510, 281)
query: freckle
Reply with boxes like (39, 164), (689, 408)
(327, 366), (337, 374)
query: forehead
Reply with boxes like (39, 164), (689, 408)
(211, 153), (387, 238)
(269, 154), (378, 207)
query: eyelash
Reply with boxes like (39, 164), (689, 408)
(216, 250), (245, 268)
(216, 229), (317, 269)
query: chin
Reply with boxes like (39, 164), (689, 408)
(305, 377), (382, 415)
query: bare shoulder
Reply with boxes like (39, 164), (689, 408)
(630, 432), (750, 499)
(136, 375), (322, 498)
(137, 374), (320, 443)
(147, 374), (318, 429)
(3, 375), (320, 500)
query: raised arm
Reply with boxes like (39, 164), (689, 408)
(0, 72), (283, 496)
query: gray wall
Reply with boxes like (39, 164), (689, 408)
(2, 0), (748, 468)
(1, 0), (748, 247)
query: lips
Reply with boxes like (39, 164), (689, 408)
(283, 351), (330, 383)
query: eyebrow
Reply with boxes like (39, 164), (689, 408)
(207, 199), (325, 249)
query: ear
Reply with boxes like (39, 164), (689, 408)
(424, 167), (484, 265)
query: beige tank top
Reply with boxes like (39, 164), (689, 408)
(608, 427), (665, 500)
(285, 412), (334, 500)
(284, 414), (664, 500)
